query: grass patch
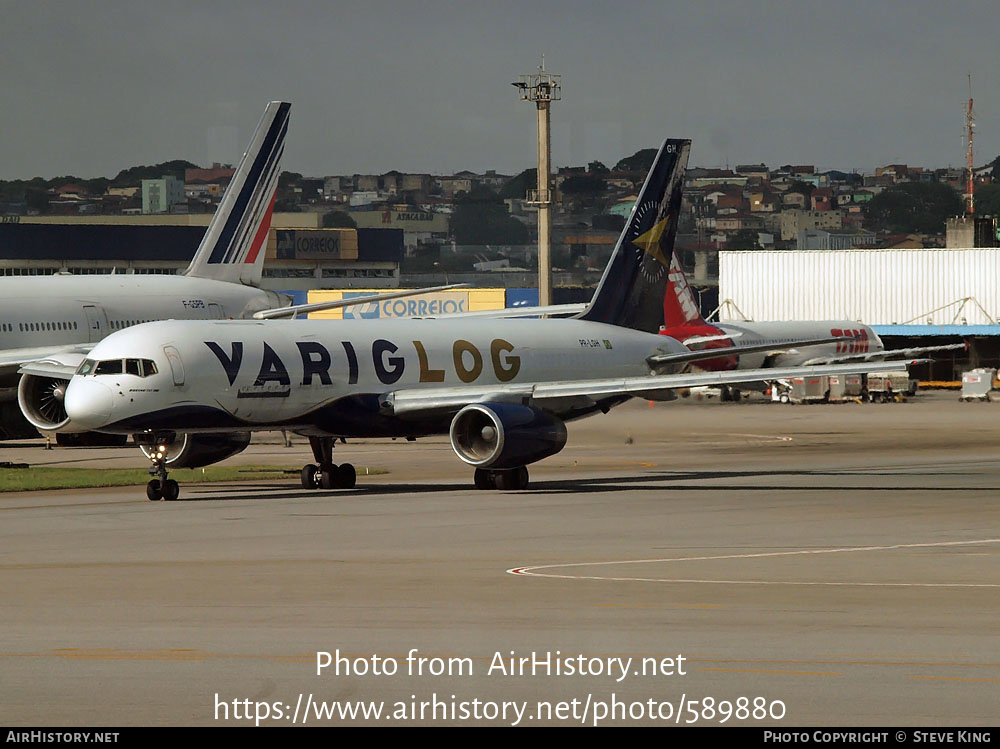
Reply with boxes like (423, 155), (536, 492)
(0, 465), (387, 493)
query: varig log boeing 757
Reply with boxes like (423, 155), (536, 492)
(4, 101), (293, 440)
(11, 101), (467, 443)
(45, 139), (913, 500)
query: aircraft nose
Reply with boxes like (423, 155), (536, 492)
(64, 377), (115, 429)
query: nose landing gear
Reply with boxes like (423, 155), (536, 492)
(144, 440), (180, 501)
(300, 436), (357, 490)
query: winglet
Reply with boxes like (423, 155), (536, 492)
(183, 101), (290, 286)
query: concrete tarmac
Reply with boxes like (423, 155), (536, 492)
(1, 392), (998, 726)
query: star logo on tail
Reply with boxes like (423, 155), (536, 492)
(631, 216), (671, 267)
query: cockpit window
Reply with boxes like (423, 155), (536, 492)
(94, 359), (123, 375)
(81, 358), (159, 377)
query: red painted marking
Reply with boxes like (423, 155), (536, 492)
(244, 193), (276, 264)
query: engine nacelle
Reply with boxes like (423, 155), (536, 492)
(17, 353), (89, 433)
(18, 376), (73, 432)
(449, 403), (567, 469)
(138, 432), (252, 469)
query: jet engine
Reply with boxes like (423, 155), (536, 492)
(138, 432), (252, 469)
(449, 403), (567, 469)
(17, 354), (87, 432)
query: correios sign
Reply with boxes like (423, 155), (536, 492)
(306, 289), (506, 320)
(275, 230), (358, 260)
(341, 291), (470, 319)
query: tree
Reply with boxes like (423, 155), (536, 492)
(322, 210), (357, 228)
(451, 185), (529, 245)
(726, 229), (760, 249)
(110, 160), (197, 187)
(588, 160), (609, 174)
(974, 183), (1000, 217)
(990, 155), (1000, 183)
(788, 180), (815, 198)
(499, 168), (536, 200)
(25, 188), (49, 213)
(614, 148), (657, 173)
(864, 182), (962, 234)
(560, 174), (607, 195)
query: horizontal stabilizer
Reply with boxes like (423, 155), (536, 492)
(648, 335), (849, 367)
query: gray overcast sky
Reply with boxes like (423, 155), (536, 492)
(1, 0), (997, 179)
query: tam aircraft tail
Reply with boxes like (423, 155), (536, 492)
(577, 138), (690, 333)
(184, 101), (290, 286)
(664, 252), (708, 328)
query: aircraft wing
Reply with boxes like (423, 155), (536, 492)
(381, 359), (921, 416)
(253, 290), (586, 321)
(0, 344), (92, 377)
(800, 342), (966, 366)
(410, 303), (588, 320)
(251, 284), (472, 319)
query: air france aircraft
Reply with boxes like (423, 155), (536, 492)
(659, 252), (963, 399)
(4, 101), (293, 440)
(51, 138), (913, 500)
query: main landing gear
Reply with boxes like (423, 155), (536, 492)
(144, 440), (179, 501)
(300, 436), (357, 490)
(474, 466), (529, 490)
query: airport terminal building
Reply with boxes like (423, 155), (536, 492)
(0, 214), (404, 291)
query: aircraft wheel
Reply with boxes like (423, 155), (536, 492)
(146, 480), (162, 501)
(338, 463), (357, 489)
(301, 464), (319, 489)
(495, 468), (528, 490)
(513, 466), (529, 490)
(474, 468), (492, 490)
(163, 479), (180, 502)
(320, 465), (339, 490)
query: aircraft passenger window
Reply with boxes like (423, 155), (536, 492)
(141, 359), (158, 377)
(94, 359), (123, 375)
(77, 359), (96, 376)
(125, 359), (141, 376)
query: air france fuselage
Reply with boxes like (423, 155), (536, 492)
(64, 318), (682, 436)
(0, 274), (285, 350)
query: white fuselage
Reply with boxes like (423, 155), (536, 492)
(0, 274), (284, 351)
(715, 320), (882, 368)
(661, 319), (882, 372)
(64, 317), (681, 436)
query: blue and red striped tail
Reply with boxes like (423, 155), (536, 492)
(184, 101), (290, 286)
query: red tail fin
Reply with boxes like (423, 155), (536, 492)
(663, 254), (705, 328)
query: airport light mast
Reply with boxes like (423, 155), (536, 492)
(965, 73), (976, 216)
(513, 57), (560, 307)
